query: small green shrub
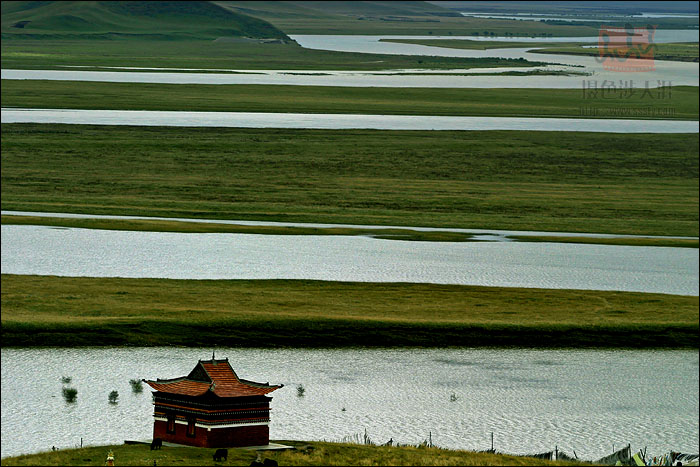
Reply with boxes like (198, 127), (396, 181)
(62, 387), (77, 403)
(129, 379), (143, 393)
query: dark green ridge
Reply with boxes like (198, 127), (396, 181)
(1, 1), (291, 41)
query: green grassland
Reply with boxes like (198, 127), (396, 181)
(531, 41), (700, 63)
(2, 275), (697, 348)
(380, 38), (598, 50)
(506, 234), (697, 248)
(0, 440), (589, 466)
(0, 0), (599, 39)
(380, 39), (700, 62)
(2, 124), (698, 237)
(213, 1), (601, 37)
(0, 38), (546, 71)
(225, 14), (599, 36)
(2, 80), (696, 117)
(3, 81), (697, 120)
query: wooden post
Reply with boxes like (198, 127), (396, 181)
(555, 446), (558, 460)
(491, 432), (494, 451)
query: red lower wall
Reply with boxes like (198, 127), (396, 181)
(153, 421), (269, 448)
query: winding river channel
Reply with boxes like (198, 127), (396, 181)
(2, 31), (698, 88)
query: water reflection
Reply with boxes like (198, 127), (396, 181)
(2, 108), (697, 132)
(2, 224), (698, 295)
(1, 347), (697, 460)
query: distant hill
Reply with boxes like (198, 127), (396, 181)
(213, 1), (463, 20)
(1, 1), (292, 40)
(427, 1), (700, 14)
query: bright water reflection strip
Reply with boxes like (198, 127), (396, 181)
(1, 347), (698, 460)
(2, 108), (698, 132)
(2, 225), (698, 295)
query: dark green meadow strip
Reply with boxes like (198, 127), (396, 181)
(507, 235), (698, 248)
(2, 275), (698, 349)
(2, 80), (698, 120)
(5, 319), (695, 349)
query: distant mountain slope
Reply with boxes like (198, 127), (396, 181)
(428, 1), (699, 14)
(214, 1), (462, 20)
(1, 1), (291, 40)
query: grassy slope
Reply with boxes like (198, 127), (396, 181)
(2, 124), (698, 236)
(1, 0), (602, 38)
(215, 0), (600, 36)
(1, 1), (290, 40)
(2, 81), (698, 120)
(2, 275), (697, 348)
(0, 441), (589, 466)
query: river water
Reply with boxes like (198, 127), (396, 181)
(1, 347), (697, 460)
(2, 225), (697, 295)
(2, 107), (697, 131)
(2, 31), (698, 88)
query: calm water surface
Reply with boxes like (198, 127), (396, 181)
(2, 108), (697, 132)
(2, 225), (697, 295)
(1, 347), (697, 460)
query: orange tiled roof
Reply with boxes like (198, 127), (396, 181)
(146, 378), (212, 397)
(143, 358), (282, 398)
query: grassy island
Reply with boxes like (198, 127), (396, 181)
(2, 275), (697, 349)
(2, 125), (697, 237)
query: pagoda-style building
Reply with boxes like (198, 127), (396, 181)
(143, 358), (283, 448)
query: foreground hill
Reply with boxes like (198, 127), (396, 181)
(1, 1), (291, 40)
